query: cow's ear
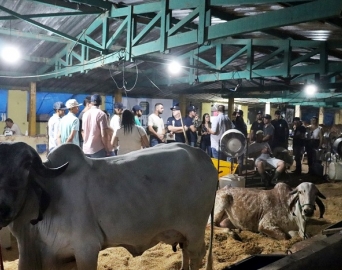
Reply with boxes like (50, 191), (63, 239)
(289, 194), (298, 211)
(316, 197), (325, 218)
(317, 191), (326, 199)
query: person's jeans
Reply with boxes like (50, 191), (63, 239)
(150, 137), (160, 147)
(85, 148), (106, 158)
(200, 141), (211, 156)
(211, 147), (227, 161)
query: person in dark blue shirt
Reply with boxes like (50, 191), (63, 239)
(183, 105), (200, 146)
(166, 105), (187, 143)
(292, 117), (306, 175)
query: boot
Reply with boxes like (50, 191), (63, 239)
(272, 171), (282, 183)
(260, 172), (271, 188)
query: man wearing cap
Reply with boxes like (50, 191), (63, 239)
(183, 105), (200, 146)
(48, 101), (66, 151)
(306, 116), (323, 174)
(248, 130), (285, 187)
(271, 110), (289, 150)
(262, 114), (275, 144)
(147, 103), (165, 146)
(166, 105), (187, 143)
(4, 118), (22, 136)
(208, 104), (234, 160)
(132, 105), (143, 126)
(249, 110), (264, 143)
(292, 117), (306, 174)
(232, 110), (247, 175)
(57, 99), (81, 146)
(82, 94), (112, 158)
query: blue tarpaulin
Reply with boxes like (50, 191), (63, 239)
(0, 89), (8, 113)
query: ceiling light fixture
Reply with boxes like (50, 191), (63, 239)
(304, 84), (317, 96)
(1, 20), (21, 64)
(168, 61), (181, 75)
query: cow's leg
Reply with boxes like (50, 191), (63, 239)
(188, 240), (206, 270)
(73, 240), (101, 270)
(258, 222), (290, 240)
(180, 245), (190, 270)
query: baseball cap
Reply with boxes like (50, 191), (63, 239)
(91, 94), (102, 105)
(114, 102), (125, 109)
(312, 116), (318, 120)
(293, 117), (301, 121)
(132, 105), (143, 112)
(187, 105), (197, 112)
(53, 101), (66, 110)
(256, 130), (264, 135)
(65, 99), (81, 109)
(170, 105), (180, 110)
(263, 114), (272, 120)
(257, 110), (262, 114)
(275, 110), (281, 115)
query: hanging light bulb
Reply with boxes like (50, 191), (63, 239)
(168, 61), (181, 74)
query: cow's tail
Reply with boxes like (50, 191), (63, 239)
(205, 205), (214, 270)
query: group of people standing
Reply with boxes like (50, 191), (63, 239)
(48, 95), (150, 158)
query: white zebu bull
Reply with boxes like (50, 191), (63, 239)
(213, 182), (326, 240)
(0, 142), (217, 270)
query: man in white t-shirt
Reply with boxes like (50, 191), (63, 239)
(48, 102), (66, 151)
(147, 103), (165, 147)
(4, 118), (22, 136)
(208, 105), (233, 160)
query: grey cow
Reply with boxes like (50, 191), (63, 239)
(0, 142), (217, 270)
(213, 182), (326, 240)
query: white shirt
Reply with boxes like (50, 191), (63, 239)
(116, 125), (147, 155)
(210, 113), (233, 151)
(147, 113), (164, 135)
(10, 123), (22, 136)
(48, 114), (61, 150)
(110, 114), (121, 135)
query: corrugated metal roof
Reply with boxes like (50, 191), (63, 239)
(0, 0), (341, 106)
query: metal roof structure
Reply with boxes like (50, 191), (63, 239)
(0, 0), (342, 107)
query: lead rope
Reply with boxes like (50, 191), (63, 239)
(0, 242), (4, 270)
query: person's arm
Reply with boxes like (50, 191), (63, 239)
(65, 130), (77, 143)
(168, 125), (187, 133)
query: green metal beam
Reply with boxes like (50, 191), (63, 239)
(0, 28), (70, 43)
(0, 11), (101, 20)
(208, 0), (342, 40)
(0, 5), (104, 52)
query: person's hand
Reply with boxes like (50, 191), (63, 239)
(158, 134), (164, 141)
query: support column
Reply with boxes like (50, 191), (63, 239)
(28, 82), (36, 136)
(295, 105), (301, 118)
(241, 104), (249, 124)
(114, 89), (122, 103)
(319, 107), (324, 125)
(265, 102), (270, 115)
(228, 98), (234, 118)
(100, 95), (106, 110)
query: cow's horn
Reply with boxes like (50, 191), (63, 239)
(28, 145), (68, 177)
(316, 197), (325, 218)
(317, 190), (326, 199)
(289, 188), (298, 195)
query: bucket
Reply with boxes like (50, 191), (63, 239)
(219, 174), (245, 189)
(36, 144), (47, 154)
(211, 158), (238, 178)
(328, 162), (342, 180)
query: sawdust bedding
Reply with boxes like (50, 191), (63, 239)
(3, 182), (342, 270)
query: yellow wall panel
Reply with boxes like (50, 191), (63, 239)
(7, 90), (28, 134)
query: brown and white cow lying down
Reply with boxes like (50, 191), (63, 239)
(212, 182), (326, 240)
